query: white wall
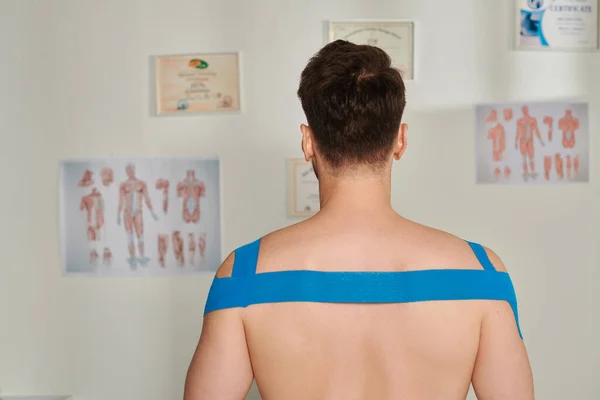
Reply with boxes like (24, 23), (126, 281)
(1, 0), (599, 399)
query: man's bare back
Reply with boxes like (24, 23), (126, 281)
(187, 210), (532, 400)
(184, 40), (532, 400)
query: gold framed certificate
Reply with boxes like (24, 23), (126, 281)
(287, 159), (320, 218)
(155, 52), (241, 115)
(329, 20), (415, 80)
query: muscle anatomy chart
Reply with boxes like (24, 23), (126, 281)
(475, 102), (588, 184)
(60, 158), (221, 276)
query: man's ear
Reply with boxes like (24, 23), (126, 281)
(301, 124), (316, 162)
(393, 123), (408, 160)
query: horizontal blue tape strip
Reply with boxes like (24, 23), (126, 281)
(204, 269), (522, 339)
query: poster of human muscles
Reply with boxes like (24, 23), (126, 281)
(475, 102), (589, 185)
(60, 158), (221, 276)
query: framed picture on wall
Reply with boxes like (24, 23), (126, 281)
(328, 20), (415, 80)
(154, 52), (241, 115)
(516, 0), (599, 51)
(474, 101), (589, 184)
(60, 158), (222, 276)
(287, 158), (320, 218)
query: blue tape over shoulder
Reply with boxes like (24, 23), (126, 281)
(204, 269), (523, 339)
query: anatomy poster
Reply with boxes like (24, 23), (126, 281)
(475, 102), (589, 184)
(60, 158), (221, 276)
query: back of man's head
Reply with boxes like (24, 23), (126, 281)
(297, 40), (407, 171)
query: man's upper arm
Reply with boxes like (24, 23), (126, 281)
(472, 247), (534, 400)
(184, 253), (253, 400)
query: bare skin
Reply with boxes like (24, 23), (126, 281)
(185, 124), (534, 400)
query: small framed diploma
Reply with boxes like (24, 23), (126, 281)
(287, 159), (320, 218)
(329, 20), (415, 80)
(154, 52), (241, 115)
(516, 0), (599, 51)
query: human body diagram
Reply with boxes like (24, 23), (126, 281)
(155, 179), (170, 214)
(480, 104), (585, 184)
(65, 159), (218, 274)
(150, 170), (210, 269)
(77, 167), (116, 268)
(484, 110), (510, 182)
(80, 188), (105, 266)
(515, 106), (545, 181)
(177, 170), (206, 224)
(117, 164), (159, 268)
(558, 110), (580, 180)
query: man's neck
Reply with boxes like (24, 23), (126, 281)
(318, 173), (394, 215)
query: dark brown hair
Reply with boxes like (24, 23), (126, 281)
(297, 40), (407, 169)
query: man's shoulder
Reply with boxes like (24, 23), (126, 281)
(400, 220), (506, 271)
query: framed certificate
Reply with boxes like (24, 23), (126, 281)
(155, 52), (241, 115)
(287, 159), (320, 218)
(329, 20), (415, 80)
(516, 0), (599, 51)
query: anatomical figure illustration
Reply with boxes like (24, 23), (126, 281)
(486, 109), (498, 123)
(155, 179), (170, 214)
(544, 156), (552, 181)
(103, 248), (112, 266)
(493, 165), (512, 182)
(101, 168), (114, 187)
(503, 108), (513, 121)
(199, 233), (206, 261)
(494, 167), (501, 181)
(172, 231), (185, 267)
(90, 249), (99, 266)
(555, 153), (564, 180)
(515, 106), (545, 180)
(177, 170), (206, 224)
(80, 188), (105, 265)
(158, 234), (169, 268)
(543, 116), (553, 142)
(574, 155), (580, 179)
(79, 170), (94, 187)
(487, 123), (506, 162)
(117, 164), (159, 269)
(188, 233), (196, 265)
(558, 109), (579, 149)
